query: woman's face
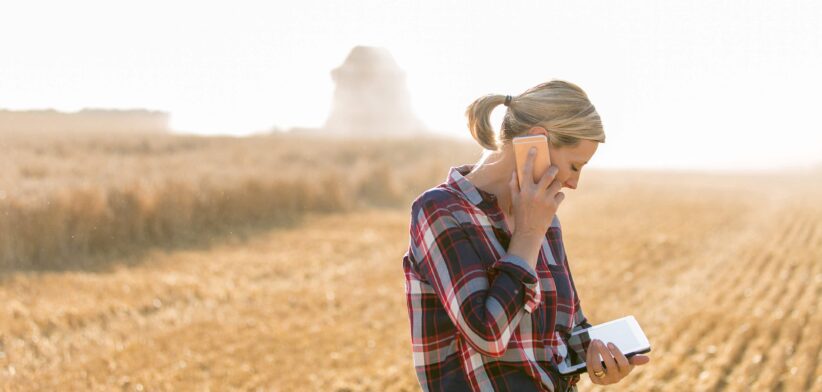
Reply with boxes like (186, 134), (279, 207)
(523, 127), (599, 190)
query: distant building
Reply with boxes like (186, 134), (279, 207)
(323, 46), (428, 137)
(0, 108), (170, 134)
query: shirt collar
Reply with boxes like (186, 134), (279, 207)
(443, 163), (500, 207)
(443, 163), (561, 229)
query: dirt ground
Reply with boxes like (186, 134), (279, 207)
(1, 171), (820, 391)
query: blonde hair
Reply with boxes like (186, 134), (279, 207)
(465, 79), (606, 151)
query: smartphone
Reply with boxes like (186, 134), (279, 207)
(512, 134), (552, 189)
(557, 315), (652, 377)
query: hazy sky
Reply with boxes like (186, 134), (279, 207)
(1, 0), (820, 171)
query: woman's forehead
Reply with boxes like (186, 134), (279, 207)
(567, 139), (598, 160)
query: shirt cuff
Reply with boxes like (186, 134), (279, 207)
(491, 253), (542, 313)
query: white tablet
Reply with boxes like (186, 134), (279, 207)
(557, 315), (651, 376)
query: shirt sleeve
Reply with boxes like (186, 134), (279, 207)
(409, 195), (542, 358)
(566, 255), (593, 362)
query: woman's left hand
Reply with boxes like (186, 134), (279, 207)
(585, 339), (651, 385)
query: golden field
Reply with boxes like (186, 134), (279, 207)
(0, 132), (472, 272)
(1, 132), (821, 391)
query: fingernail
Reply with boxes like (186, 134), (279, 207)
(608, 343), (616, 349)
(529, 147), (535, 154)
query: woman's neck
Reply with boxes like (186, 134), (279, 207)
(464, 148), (515, 217)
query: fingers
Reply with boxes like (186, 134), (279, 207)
(596, 340), (618, 382)
(539, 178), (564, 208)
(629, 354), (651, 366)
(523, 147), (536, 187)
(536, 164), (559, 190)
(554, 190), (565, 205)
(536, 164), (563, 209)
(509, 170), (519, 196)
(587, 340), (647, 385)
(586, 339), (605, 384)
(546, 180), (563, 201)
(607, 342), (633, 376)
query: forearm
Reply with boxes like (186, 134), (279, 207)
(412, 200), (544, 357)
(506, 232), (544, 270)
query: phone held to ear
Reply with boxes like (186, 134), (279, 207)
(556, 315), (652, 377)
(512, 134), (551, 189)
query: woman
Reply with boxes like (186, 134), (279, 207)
(402, 80), (650, 391)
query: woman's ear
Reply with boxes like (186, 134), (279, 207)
(528, 126), (550, 138)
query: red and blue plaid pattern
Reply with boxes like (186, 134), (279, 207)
(403, 164), (593, 392)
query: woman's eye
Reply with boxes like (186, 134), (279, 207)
(571, 165), (579, 172)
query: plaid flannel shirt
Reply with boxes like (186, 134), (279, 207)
(403, 164), (593, 392)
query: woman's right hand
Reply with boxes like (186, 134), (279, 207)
(508, 146), (564, 239)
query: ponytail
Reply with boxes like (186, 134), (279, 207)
(464, 94), (510, 151)
(464, 80), (606, 151)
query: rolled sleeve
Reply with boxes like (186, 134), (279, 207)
(410, 194), (542, 357)
(489, 253), (542, 313)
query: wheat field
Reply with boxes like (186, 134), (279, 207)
(1, 133), (821, 391)
(0, 132), (471, 272)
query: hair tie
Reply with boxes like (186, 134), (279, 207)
(503, 95), (512, 107)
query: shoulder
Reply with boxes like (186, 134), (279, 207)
(410, 187), (466, 223)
